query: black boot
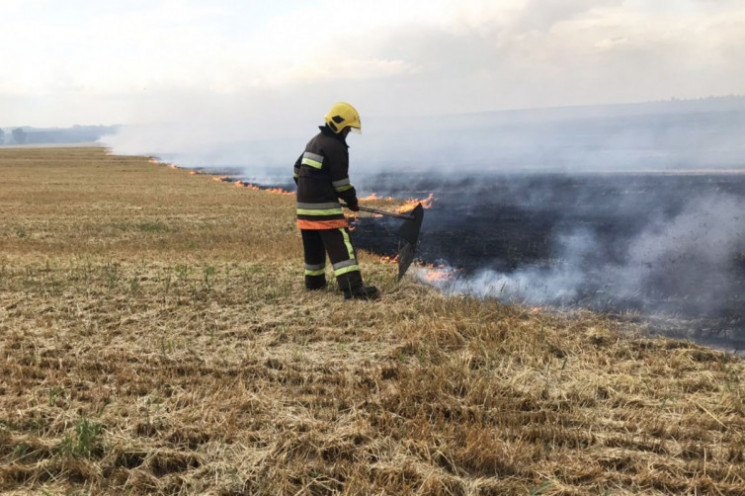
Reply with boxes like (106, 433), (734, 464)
(343, 285), (379, 300)
(305, 275), (327, 291)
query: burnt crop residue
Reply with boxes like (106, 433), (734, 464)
(352, 172), (745, 336)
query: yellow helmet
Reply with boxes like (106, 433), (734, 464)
(324, 102), (361, 134)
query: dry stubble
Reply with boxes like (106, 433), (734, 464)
(1, 147), (744, 495)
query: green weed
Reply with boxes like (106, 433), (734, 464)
(56, 416), (104, 459)
(204, 265), (217, 287)
(138, 221), (169, 232)
(48, 387), (66, 407)
(103, 261), (120, 289)
(529, 480), (555, 495)
(161, 337), (174, 359)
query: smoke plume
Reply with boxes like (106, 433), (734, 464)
(104, 97), (745, 175)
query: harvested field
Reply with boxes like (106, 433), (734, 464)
(1, 146), (744, 495)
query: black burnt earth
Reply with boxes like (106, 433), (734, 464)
(352, 172), (745, 348)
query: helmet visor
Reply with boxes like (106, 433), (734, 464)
(349, 126), (361, 134)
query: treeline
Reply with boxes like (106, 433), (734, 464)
(0, 125), (119, 146)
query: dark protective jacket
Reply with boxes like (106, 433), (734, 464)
(293, 126), (358, 230)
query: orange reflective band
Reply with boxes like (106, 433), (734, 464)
(297, 219), (349, 230)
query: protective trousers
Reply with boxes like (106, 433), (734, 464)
(301, 228), (362, 291)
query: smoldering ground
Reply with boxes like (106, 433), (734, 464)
(351, 172), (745, 346)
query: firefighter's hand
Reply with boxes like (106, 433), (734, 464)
(347, 201), (360, 212)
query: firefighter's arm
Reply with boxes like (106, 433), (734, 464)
(327, 146), (358, 208)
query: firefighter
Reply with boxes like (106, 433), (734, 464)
(293, 102), (379, 300)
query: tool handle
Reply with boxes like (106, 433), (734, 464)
(342, 203), (415, 221)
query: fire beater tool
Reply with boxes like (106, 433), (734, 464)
(342, 203), (425, 280)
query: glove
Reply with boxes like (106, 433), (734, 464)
(347, 201), (360, 212)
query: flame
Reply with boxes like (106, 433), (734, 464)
(418, 263), (459, 284)
(147, 158), (200, 176)
(226, 180), (295, 195)
(209, 173), (298, 195)
(360, 192), (394, 202)
(530, 307), (545, 314)
(422, 267), (452, 283)
(380, 255), (400, 264)
(395, 192), (435, 214)
(263, 187), (294, 196)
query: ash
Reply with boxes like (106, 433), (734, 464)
(352, 172), (745, 352)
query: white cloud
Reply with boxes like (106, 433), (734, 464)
(1, 0), (744, 127)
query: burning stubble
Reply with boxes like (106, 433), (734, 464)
(351, 172), (745, 347)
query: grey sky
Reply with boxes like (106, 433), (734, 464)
(1, 0), (744, 128)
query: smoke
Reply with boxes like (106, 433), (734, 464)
(418, 192), (745, 317)
(623, 194), (745, 306)
(103, 97), (745, 176)
(421, 230), (597, 306)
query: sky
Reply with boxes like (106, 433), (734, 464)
(1, 0), (744, 129)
